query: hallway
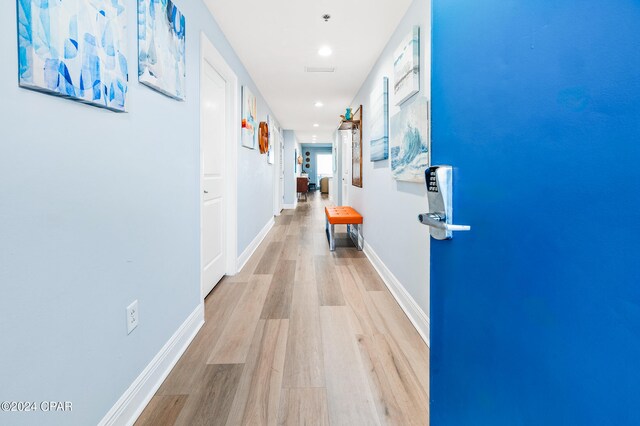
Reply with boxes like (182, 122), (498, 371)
(136, 193), (429, 425)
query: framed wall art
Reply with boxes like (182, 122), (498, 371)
(138, 0), (186, 100)
(393, 25), (420, 106)
(370, 77), (389, 161)
(242, 86), (257, 149)
(267, 116), (275, 164)
(17, 0), (129, 111)
(390, 98), (429, 182)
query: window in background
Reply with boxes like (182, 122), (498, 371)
(317, 154), (333, 178)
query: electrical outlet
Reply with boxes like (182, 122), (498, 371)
(126, 300), (139, 335)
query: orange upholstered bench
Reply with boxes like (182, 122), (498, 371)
(325, 206), (363, 251)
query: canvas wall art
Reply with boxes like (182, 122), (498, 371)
(393, 25), (420, 106)
(138, 0), (186, 100)
(370, 77), (389, 161)
(390, 98), (429, 182)
(242, 87), (257, 149)
(267, 116), (275, 164)
(17, 0), (129, 111)
(267, 140), (275, 164)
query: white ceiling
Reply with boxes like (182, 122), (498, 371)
(204, 0), (412, 144)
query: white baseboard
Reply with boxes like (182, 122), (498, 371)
(283, 203), (297, 210)
(236, 217), (275, 272)
(363, 242), (430, 348)
(98, 304), (205, 426)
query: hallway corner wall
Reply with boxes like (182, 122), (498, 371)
(347, 0), (431, 339)
(283, 130), (300, 208)
(0, 1), (280, 425)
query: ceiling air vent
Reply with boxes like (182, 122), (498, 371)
(305, 67), (335, 73)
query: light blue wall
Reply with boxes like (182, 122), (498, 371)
(348, 0), (431, 316)
(0, 1), (279, 425)
(300, 145), (332, 187)
(283, 130), (299, 206)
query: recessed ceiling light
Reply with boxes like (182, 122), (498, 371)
(313, 123), (320, 127)
(318, 46), (332, 57)
(315, 101), (324, 108)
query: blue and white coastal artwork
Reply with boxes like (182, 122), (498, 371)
(390, 98), (429, 182)
(369, 77), (389, 161)
(393, 25), (420, 106)
(17, 0), (129, 111)
(138, 0), (186, 100)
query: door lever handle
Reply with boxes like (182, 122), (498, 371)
(204, 190), (209, 194)
(418, 213), (471, 232)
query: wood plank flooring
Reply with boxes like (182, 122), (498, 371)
(137, 192), (429, 426)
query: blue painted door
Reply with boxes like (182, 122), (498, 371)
(430, 1), (640, 424)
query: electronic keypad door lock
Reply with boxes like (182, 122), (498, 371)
(418, 165), (471, 240)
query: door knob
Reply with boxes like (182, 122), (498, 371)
(418, 213), (471, 232)
(420, 165), (471, 240)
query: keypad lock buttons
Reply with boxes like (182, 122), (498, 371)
(418, 165), (471, 240)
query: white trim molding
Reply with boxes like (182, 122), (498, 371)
(236, 218), (275, 273)
(99, 304), (205, 426)
(363, 242), (430, 347)
(283, 203), (297, 210)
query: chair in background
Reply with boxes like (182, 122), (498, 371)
(320, 177), (329, 194)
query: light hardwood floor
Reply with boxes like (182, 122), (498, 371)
(136, 193), (429, 426)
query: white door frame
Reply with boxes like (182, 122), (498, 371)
(279, 129), (285, 210)
(271, 121), (281, 216)
(200, 33), (239, 299)
(341, 130), (351, 206)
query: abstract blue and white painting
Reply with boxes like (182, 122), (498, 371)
(138, 0), (186, 100)
(369, 77), (389, 161)
(393, 25), (420, 106)
(17, 0), (129, 111)
(390, 98), (429, 182)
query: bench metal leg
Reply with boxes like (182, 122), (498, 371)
(329, 224), (335, 251)
(326, 217), (336, 251)
(331, 225), (336, 251)
(347, 224), (364, 251)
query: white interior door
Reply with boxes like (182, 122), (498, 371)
(341, 131), (351, 206)
(201, 59), (227, 298)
